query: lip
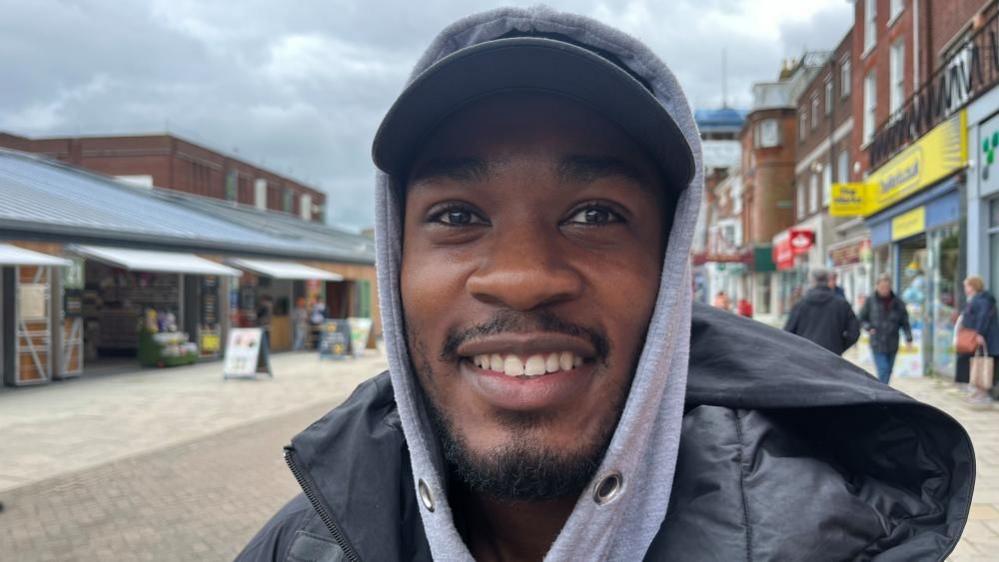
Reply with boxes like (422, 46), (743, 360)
(455, 333), (596, 359)
(460, 357), (595, 412)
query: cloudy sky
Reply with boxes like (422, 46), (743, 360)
(1, 0), (852, 231)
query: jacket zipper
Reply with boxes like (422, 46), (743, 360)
(284, 447), (362, 562)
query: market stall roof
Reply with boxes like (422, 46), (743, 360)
(72, 245), (242, 276)
(228, 258), (344, 281)
(0, 243), (71, 266)
(0, 149), (374, 264)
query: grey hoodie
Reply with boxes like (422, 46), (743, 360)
(373, 6), (702, 561)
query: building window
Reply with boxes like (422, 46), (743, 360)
(822, 165), (832, 207)
(809, 173), (819, 214)
(863, 71), (877, 144)
(840, 58), (851, 97)
(825, 79), (833, 114)
(282, 188), (294, 213)
(797, 183), (806, 218)
(254, 178), (268, 210)
(811, 95), (819, 129)
(837, 150), (850, 182)
(756, 118), (780, 148)
(864, 0), (877, 53)
(799, 111), (808, 141)
(889, 0), (904, 23)
(890, 39), (905, 116)
(225, 170), (238, 201)
(300, 193), (313, 221)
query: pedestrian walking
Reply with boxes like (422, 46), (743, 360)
(784, 268), (860, 355)
(858, 274), (912, 384)
(829, 271), (846, 299)
(291, 298), (309, 351)
(956, 276), (999, 406)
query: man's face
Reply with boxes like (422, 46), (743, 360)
(400, 94), (668, 500)
(877, 279), (891, 297)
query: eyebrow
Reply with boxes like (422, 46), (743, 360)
(556, 155), (648, 186)
(408, 157), (489, 184)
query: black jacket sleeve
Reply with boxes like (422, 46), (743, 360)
(899, 300), (913, 342)
(842, 303), (860, 350)
(235, 494), (316, 562)
(784, 304), (800, 334)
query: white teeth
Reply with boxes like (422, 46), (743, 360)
(524, 355), (547, 376)
(545, 353), (560, 373)
(490, 354), (504, 372)
(470, 351), (586, 376)
(503, 356), (525, 376)
(559, 352), (573, 371)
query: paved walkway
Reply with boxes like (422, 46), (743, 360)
(0, 351), (386, 493)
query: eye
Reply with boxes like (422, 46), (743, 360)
(427, 204), (488, 227)
(565, 204), (625, 225)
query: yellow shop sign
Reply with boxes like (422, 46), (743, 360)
(830, 111), (967, 217)
(891, 206), (926, 241)
(866, 111), (967, 215)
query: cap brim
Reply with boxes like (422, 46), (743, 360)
(372, 37), (694, 191)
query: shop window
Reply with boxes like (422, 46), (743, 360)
(930, 226), (960, 377)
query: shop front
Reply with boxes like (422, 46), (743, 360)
(856, 111), (968, 377)
(966, 86), (999, 293)
(828, 238), (872, 312)
(227, 258), (343, 352)
(772, 228), (814, 317)
(72, 246), (241, 370)
(0, 244), (72, 386)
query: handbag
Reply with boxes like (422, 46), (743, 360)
(970, 346), (995, 391)
(957, 325), (980, 354)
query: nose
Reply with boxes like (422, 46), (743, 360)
(466, 224), (583, 311)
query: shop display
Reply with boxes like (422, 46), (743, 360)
(137, 308), (199, 368)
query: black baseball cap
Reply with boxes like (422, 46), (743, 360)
(372, 34), (695, 191)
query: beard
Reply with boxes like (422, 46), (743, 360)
(409, 309), (630, 502)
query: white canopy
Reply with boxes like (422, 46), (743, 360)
(0, 244), (71, 266)
(228, 258), (344, 281)
(73, 245), (241, 276)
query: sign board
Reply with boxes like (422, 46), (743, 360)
(979, 112), (999, 196)
(789, 229), (815, 255)
(891, 206), (927, 241)
(223, 328), (272, 379)
(348, 317), (373, 357)
(18, 283), (47, 321)
(318, 319), (351, 360)
(830, 183), (874, 217)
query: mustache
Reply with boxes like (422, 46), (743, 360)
(440, 309), (610, 363)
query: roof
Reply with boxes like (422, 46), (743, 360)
(0, 149), (374, 264)
(694, 108), (749, 132)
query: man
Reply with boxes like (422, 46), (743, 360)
(858, 274), (913, 384)
(784, 268), (861, 355)
(239, 8), (972, 561)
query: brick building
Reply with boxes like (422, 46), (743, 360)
(0, 133), (327, 223)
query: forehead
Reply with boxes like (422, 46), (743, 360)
(405, 93), (662, 184)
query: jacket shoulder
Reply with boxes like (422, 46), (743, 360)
(647, 402), (973, 560)
(235, 494), (332, 562)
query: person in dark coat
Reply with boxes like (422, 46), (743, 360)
(784, 268), (861, 355)
(956, 275), (999, 403)
(828, 271), (846, 299)
(858, 274), (912, 384)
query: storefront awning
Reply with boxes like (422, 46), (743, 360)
(72, 245), (241, 276)
(0, 244), (72, 266)
(228, 258), (344, 281)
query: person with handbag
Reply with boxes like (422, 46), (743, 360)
(956, 276), (999, 406)
(858, 274), (913, 384)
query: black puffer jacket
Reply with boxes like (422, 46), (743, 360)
(785, 286), (861, 355)
(858, 292), (913, 354)
(237, 304), (973, 561)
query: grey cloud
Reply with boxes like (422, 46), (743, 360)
(0, 0), (852, 231)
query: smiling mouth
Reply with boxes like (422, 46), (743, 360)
(467, 352), (587, 377)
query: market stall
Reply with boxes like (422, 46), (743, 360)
(0, 244), (71, 386)
(71, 245), (240, 369)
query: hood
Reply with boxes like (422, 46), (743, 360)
(803, 286), (837, 304)
(372, 6), (702, 561)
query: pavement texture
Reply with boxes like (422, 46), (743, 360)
(0, 350), (997, 560)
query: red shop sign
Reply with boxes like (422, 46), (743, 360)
(789, 229), (814, 255)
